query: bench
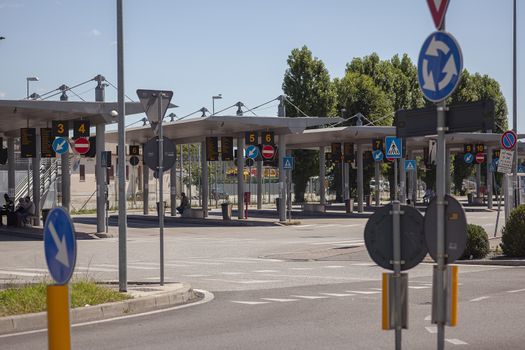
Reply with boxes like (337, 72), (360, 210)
(302, 203), (326, 213)
(181, 208), (205, 219)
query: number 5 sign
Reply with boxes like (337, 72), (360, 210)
(73, 120), (90, 138)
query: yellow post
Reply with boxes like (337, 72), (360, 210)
(47, 284), (71, 350)
(450, 265), (458, 327)
(382, 273), (389, 330)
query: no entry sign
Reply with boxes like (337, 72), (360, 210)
(475, 153), (485, 164)
(262, 144), (275, 159)
(73, 137), (90, 155)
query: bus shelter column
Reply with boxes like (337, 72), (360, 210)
(319, 146), (326, 205)
(32, 129), (41, 220)
(201, 140), (208, 217)
(446, 149), (452, 195)
(487, 146), (493, 209)
(7, 137), (15, 198)
(399, 157), (406, 204)
(256, 158), (262, 209)
(278, 134), (286, 221)
(237, 136), (245, 219)
(61, 152), (70, 212)
(357, 143), (364, 213)
(143, 151), (149, 215)
(96, 123), (106, 232)
(170, 152), (177, 216)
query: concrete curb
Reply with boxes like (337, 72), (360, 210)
(454, 259), (525, 267)
(117, 214), (280, 227)
(0, 283), (197, 335)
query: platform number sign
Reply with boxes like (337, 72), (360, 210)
(262, 131), (274, 145)
(73, 120), (90, 138)
(492, 150), (500, 159)
(475, 144), (485, 153)
(344, 142), (354, 163)
(129, 145), (140, 156)
(221, 137), (234, 161)
(245, 131), (258, 145)
(52, 120), (68, 137)
(206, 137), (219, 161)
(372, 139), (383, 151)
(331, 143), (342, 163)
(463, 144), (473, 154)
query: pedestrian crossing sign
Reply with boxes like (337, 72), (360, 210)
(283, 156), (294, 170)
(405, 160), (416, 172)
(385, 136), (402, 159)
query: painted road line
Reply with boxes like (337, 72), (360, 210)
(289, 267), (313, 271)
(345, 290), (380, 295)
(182, 274), (211, 278)
(221, 272), (245, 275)
(469, 296), (490, 302)
(0, 269), (46, 277)
(231, 301), (270, 305)
(507, 288), (525, 293)
(426, 326), (437, 334)
(253, 270), (280, 273)
(319, 293), (355, 297)
(290, 295), (329, 300)
(260, 298), (298, 302)
(424, 315), (431, 321)
(446, 339), (468, 345)
(322, 266), (345, 269)
(409, 286), (431, 289)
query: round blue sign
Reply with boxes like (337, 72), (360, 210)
(418, 31), (463, 102)
(44, 207), (77, 285)
(246, 145), (259, 159)
(52, 137), (69, 155)
(464, 153), (473, 164)
(373, 150), (384, 162)
(501, 130), (517, 150)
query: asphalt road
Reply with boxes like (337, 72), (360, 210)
(1, 210), (522, 349)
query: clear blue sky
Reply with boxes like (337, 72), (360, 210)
(0, 0), (523, 131)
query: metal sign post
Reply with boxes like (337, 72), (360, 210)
(137, 89), (174, 287)
(392, 158), (402, 350)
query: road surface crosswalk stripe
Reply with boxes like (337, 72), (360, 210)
(446, 338), (468, 345)
(260, 298), (298, 302)
(231, 301), (270, 305)
(290, 295), (329, 299)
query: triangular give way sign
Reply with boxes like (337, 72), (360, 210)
(427, 0), (450, 30)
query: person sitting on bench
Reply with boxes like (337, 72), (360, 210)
(17, 196), (35, 226)
(176, 192), (189, 214)
(0, 193), (14, 226)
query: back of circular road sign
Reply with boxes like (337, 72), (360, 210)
(44, 207), (77, 285)
(424, 194), (467, 264)
(364, 204), (427, 271)
(143, 136), (176, 172)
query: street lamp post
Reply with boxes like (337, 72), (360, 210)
(212, 94), (222, 115)
(25, 77), (39, 196)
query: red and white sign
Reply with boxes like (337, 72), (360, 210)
(475, 153), (485, 164)
(427, 0), (450, 30)
(262, 145), (275, 159)
(501, 130), (517, 150)
(74, 137), (90, 155)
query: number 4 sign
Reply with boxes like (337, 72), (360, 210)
(73, 120), (90, 138)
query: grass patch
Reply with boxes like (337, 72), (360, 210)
(0, 279), (131, 317)
(70, 208), (98, 215)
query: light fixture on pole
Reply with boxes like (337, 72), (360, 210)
(212, 94), (222, 115)
(26, 76), (39, 99)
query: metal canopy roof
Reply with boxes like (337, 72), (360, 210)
(286, 126), (395, 149)
(0, 100), (153, 137)
(105, 115), (341, 144)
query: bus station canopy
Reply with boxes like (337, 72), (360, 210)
(0, 100), (149, 137)
(105, 115), (342, 145)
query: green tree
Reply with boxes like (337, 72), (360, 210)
(282, 46), (336, 202)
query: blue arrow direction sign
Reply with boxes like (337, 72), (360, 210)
(373, 150), (384, 162)
(283, 156), (294, 170)
(52, 137), (69, 155)
(405, 160), (417, 172)
(246, 145), (259, 160)
(464, 153), (474, 164)
(418, 31), (463, 102)
(44, 207), (76, 285)
(518, 164), (525, 173)
(385, 136), (402, 159)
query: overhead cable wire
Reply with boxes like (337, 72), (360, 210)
(105, 79), (136, 102)
(283, 96), (311, 118)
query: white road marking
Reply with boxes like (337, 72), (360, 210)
(446, 338), (468, 345)
(507, 288), (525, 293)
(319, 293), (355, 297)
(311, 240), (364, 246)
(0, 269), (45, 277)
(231, 301), (270, 305)
(237, 280), (281, 284)
(182, 274), (210, 278)
(76, 266), (118, 272)
(469, 296), (490, 302)
(260, 298), (298, 302)
(351, 263), (376, 266)
(409, 286), (431, 289)
(253, 270), (279, 273)
(426, 326), (437, 334)
(289, 267), (313, 271)
(424, 315), (431, 321)
(345, 290), (380, 295)
(290, 295), (329, 300)
(221, 272), (245, 275)
(323, 265), (345, 269)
